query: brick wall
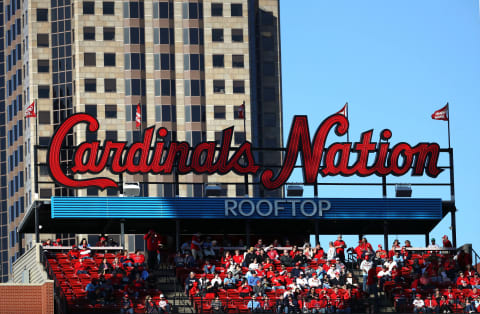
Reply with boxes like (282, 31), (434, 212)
(0, 281), (54, 314)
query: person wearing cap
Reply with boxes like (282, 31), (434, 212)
(334, 235), (347, 262)
(144, 229), (161, 269)
(412, 294), (425, 313)
(248, 271), (260, 287)
(442, 235), (453, 248)
(360, 253), (373, 292)
(427, 238), (440, 249)
(308, 272), (321, 288)
(157, 294), (170, 313)
(120, 293), (134, 314)
(296, 273), (308, 290)
(184, 272), (198, 295)
(376, 245), (387, 260)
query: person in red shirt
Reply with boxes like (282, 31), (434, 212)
(144, 229), (160, 270)
(74, 258), (88, 275)
(68, 245), (80, 259)
(237, 280), (252, 297)
(334, 235), (347, 262)
(424, 295), (438, 312)
(266, 245), (279, 261)
(190, 233), (203, 261)
(389, 239), (401, 258)
(313, 244), (325, 261)
(221, 251), (233, 269)
(54, 238), (62, 246)
(232, 249), (244, 265)
(442, 235), (453, 248)
(254, 238), (264, 249)
(376, 245), (387, 259)
(470, 273), (480, 289)
(132, 250), (145, 266)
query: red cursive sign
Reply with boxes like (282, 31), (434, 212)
(47, 114), (443, 190)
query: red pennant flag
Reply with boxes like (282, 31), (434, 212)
(336, 102), (348, 117)
(238, 103), (245, 119)
(25, 101), (36, 118)
(431, 104), (448, 121)
(135, 103), (141, 128)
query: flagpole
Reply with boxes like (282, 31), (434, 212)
(346, 102), (350, 142)
(447, 102), (451, 149)
(242, 100), (248, 196)
(34, 99), (39, 195)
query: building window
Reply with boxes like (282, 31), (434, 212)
(232, 55), (244, 68)
(153, 2), (173, 19)
(232, 29), (243, 42)
(213, 80), (225, 94)
(154, 28), (174, 44)
(155, 79), (175, 96)
(182, 2), (203, 19)
(183, 54), (203, 71)
(84, 105), (97, 118)
(124, 27), (145, 44)
(155, 105), (176, 122)
(185, 105), (204, 122)
(214, 106), (225, 119)
(83, 27), (96, 40)
(37, 8), (48, 21)
(103, 2), (114, 15)
(264, 87), (275, 101)
(37, 34), (49, 47)
(85, 79), (97, 92)
(38, 85), (49, 98)
(154, 53), (174, 70)
(103, 27), (115, 40)
(212, 55), (224, 67)
(183, 28), (203, 45)
(231, 4), (243, 17)
(83, 1), (95, 14)
(125, 53), (146, 70)
(124, 1), (145, 18)
(37, 60), (49, 72)
(104, 79), (116, 92)
(105, 130), (117, 141)
(86, 187), (99, 196)
(234, 132), (246, 145)
(212, 29), (224, 42)
(104, 53), (116, 66)
(263, 62), (275, 76)
(211, 3), (222, 16)
(105, 105), (117, 118)
(84, 53), (96, 66)
(38, 111), (50, 124)
(125, 79), (146, 96)
(233, 80), (245, 93)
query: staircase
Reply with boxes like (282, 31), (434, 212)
(156, 265), (195, 313)
(351, 267), (396, 313)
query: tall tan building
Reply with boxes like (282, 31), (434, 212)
(0, 0), (283, 281)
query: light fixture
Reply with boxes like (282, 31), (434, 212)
(395, 184), (412, 197)
(123, 182), (141, 197)
(287, 185), (303, 197)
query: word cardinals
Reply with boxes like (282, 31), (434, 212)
(47, 114), (443, 190)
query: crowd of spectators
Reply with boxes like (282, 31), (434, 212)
(174, 234), (477, 313)
(43, 232), (172, 313)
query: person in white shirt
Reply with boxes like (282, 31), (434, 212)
(308, 273), (321, 288)
(296, 273), (308, 289)
(248, 258), (259, 271)
(360, 254), (373, 292)
(384, 258), (397, 272)
(377, 265), (391, 290)
(327, 242), (336, 260)
(211, 273), (222, 288)
(427, 238), (440, 249)
(412, 294), (425, 313)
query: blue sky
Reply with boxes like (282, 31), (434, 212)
(280, 0), (480, 251)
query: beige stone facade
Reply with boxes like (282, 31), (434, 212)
(1, 0), (282, 281)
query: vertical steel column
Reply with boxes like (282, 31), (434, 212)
(176, 220), (180, 251)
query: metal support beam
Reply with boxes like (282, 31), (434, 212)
(425, 233), (429, 247)
(246, 220), (251, 247)
(382, 176), (387, 198)
(34, 203), (39, 243)
(451, 209), (457, 248)
(120, 219), (125, 248)
(314, 221), (320, 246)
(383, 221), (388, 251)
(175, 220), (180, 251)
(359, 234), (363, 242)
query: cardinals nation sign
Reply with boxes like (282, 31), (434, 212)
(46, 114), (443, 190)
